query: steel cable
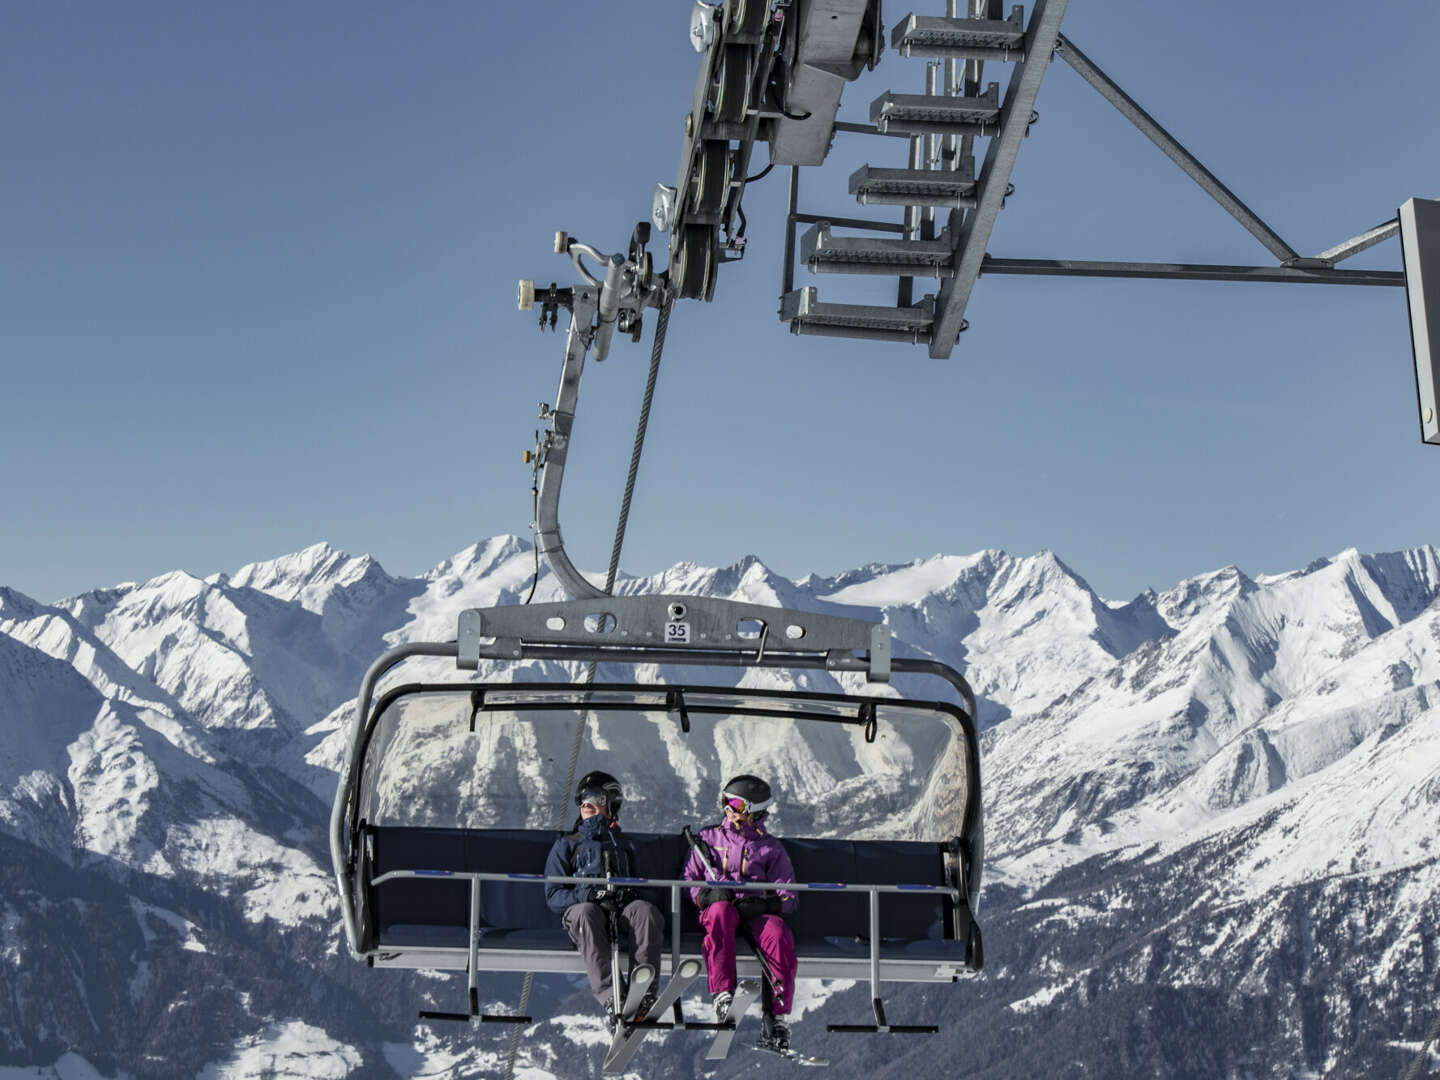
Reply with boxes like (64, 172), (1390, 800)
(604, 294), (674, 591)
(1402, 1005), (1440, 1080)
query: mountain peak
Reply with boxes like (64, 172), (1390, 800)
(425, 535), (532, 582)
(0, 586), (46, 622)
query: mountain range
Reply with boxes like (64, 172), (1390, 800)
(1, 537), (1437, 1078)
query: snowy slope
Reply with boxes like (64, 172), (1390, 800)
(1, 539), (1437, 1077)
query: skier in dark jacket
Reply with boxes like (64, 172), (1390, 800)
(681, 774), (799, 1052)
(544, 770), (662, 1029)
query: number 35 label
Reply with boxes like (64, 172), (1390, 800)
(665, 622), (691, 644)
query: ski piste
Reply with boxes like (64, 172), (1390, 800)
(602, 958), (704, 1074)
(754, 1041), (829, 1067)
(705, 978), (762, 1060)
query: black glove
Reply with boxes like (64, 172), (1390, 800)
(734, 895), (782, 921)
(695, 886), (734, 909)
(587, 884), (612, 905)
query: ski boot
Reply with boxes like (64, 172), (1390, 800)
(634, 986), (658, 1022)
(760, 1011), (790, 1051)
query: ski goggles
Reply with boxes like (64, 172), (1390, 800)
(578, 792), (610, 810)
(724, 796), (752, 813)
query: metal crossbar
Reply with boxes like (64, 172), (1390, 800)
(371, 869), (957, 899)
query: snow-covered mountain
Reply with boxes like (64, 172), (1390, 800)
(1, 539), (1437, 1078)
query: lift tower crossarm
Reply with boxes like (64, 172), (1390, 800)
(1053, 34), (1301, 266)
(977, 257), (1403, 287)
(930, 0), (1069, 358)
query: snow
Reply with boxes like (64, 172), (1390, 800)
(196, 1021), (361, 1079)
(381, 1030), (508, 1078)
(822, 553), (991, 606)
(1007, 979), (1074, 1014)
(130, 898), (207, 953)
(0, 1054), (131, 1080)
(162, 816), (336, 926)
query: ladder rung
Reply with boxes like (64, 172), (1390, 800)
(891, 10), (1026, 60)
(849, 165), (977, 208)
(870, 88), (1000, 137)
(782, 287), (935, 343)
(801, 223), (955, 276)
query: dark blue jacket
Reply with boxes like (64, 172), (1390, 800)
(544, 814), (641, 913)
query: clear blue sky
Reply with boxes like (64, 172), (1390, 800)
(4, 1), (1438, 605)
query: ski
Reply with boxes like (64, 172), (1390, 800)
(601, 958), (702, 1074)
(705, 978), (761, 1061)
(754, 1042), (830, 1067)
(620, 963), (655, 1021)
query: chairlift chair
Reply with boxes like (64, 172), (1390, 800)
(330, 593), (984, 1051)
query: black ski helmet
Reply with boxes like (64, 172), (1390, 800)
(720, 774), (773, 816)
(575, 770), (623, 816)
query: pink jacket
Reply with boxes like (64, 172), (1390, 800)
(682, 818), (798, 915)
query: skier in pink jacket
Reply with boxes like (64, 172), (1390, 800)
(681, 774), (799, 1052)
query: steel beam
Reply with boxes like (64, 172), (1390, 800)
(1315, 219), (1400, 265)
(979, 257), (1405, 287)
(930, 0), (1069, 357)
(1054, 35), (1300, 266)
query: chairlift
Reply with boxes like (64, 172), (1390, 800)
(329, 593), (983, 1065)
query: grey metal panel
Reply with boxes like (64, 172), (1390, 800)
(1399, 197), (1440, 445)
(457, 594), (884, 663)
(769, 0), (876, 166)
(930, 0), (1069, 356)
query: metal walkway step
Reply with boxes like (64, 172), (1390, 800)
(870, 85), (1001, 137)
(849, 164), (977, 208)
(800, 222), (955, 277)
(891, 9), (1026, 61)
(781, 287), (935, 344)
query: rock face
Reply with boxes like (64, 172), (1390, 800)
(1, 541), (1437, 1078)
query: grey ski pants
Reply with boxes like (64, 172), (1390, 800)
(562, 899), (663, 1004)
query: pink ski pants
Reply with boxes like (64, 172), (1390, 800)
(698, 901), (798, 1015)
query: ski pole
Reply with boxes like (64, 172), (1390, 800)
(602, 848), (625, 1016)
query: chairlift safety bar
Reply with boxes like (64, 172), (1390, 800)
(370, 868), (963, 1013)
(370, 868), (959, 900)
